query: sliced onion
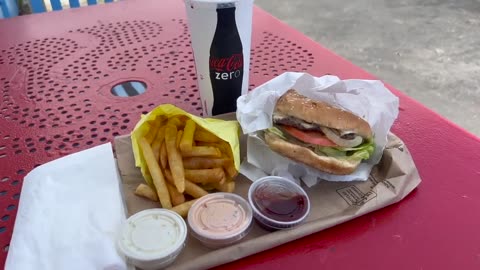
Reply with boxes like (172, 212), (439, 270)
(320, 127), (363, 148)
(339, 130), (356, 137)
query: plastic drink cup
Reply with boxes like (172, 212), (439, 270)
(184, 0), (254, 116)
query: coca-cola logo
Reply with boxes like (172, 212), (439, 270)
(209, 54), (243, 72)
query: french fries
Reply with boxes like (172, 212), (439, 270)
(199, 183), (217, 191)
(151, 125), (166, 162)
(135, 183), (158, 201)
(175, 130), (183, 149)
(223, 161), (238, 178)
(165, 124), (186, 193)
(145, 119), (161, 144)
(197, 141), (231, 156)
(194, 129), (220, 142)
(171, 199), (199, 218)
(139, 137), (172, 209)
(134, 114), (239, 218)
(182, 157), (228, 169)
(166, 182), (186, 206)
(167, 117), (183, 128)
(164, 170), (209, 198)
(184, 168), (226, 184)
(184, 180), (210, 198)
(179, 119), (196, 152)
(215, 180), (235, 193)
(181, 146), (222, 158)
(160, 142), (168, 169)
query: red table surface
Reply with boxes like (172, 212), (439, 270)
(1, 0), (480, 269)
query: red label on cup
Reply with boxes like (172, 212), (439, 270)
(209, 54), (244, 72)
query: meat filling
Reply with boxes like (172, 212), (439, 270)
(272, 113), (357, 140)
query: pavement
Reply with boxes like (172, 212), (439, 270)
(256, 0), (480, 137)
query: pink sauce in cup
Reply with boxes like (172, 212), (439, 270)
(187, 193), (253, 248)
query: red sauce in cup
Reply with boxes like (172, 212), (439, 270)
(252, 184), (308, 222)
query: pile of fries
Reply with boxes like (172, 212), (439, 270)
(134, 115), (238, 217)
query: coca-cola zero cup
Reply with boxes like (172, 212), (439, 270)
(184, 0), (254, 116)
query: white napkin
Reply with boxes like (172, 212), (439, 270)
(5, 143), (127, 270)
(237, 72), (399, 184)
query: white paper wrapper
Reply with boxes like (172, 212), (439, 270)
(5, 143), (128, 270)
(236, 72), (399, 184)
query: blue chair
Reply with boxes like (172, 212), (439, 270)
(30, 0), (114, 14)
(0, 0), (19, 18)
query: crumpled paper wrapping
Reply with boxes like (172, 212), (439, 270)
(130, 104), (240, 187)
(236, 72), (400, 183)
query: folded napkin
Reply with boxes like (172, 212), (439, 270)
(6, 143), (127, 270)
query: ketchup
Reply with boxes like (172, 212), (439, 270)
(252, 185), (308, 222)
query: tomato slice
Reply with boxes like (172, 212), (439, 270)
(282, 125), (337, 147)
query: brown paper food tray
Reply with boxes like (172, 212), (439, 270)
(114, 113), (421, 270)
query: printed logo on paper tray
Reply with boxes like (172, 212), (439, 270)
(336, 186), (377, 206)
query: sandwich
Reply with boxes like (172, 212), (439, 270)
(264, 89), (375, 175)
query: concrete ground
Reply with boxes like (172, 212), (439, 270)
(256, 0), (480, 137)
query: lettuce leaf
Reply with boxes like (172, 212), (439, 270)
(266, 127), (287, 140)
(315, 139), (375, 161)
(315, 142), (374, 161)
(265, 127), (375, 161)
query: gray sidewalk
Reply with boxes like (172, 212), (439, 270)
(256, 0), (480, 137)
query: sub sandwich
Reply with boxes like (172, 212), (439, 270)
(264, 89), (375, 175)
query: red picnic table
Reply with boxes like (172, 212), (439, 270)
(1, 0), (480, 269)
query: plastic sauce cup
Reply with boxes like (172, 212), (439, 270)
(187, 192), (253, 248)
(117, 209), (187, 270)
(248, 176), (311, 230)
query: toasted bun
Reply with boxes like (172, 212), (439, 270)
(275, 89), (373, 139)
(265, 132), (361, 175)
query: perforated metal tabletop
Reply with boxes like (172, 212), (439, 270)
(1, 0), (480, 269)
